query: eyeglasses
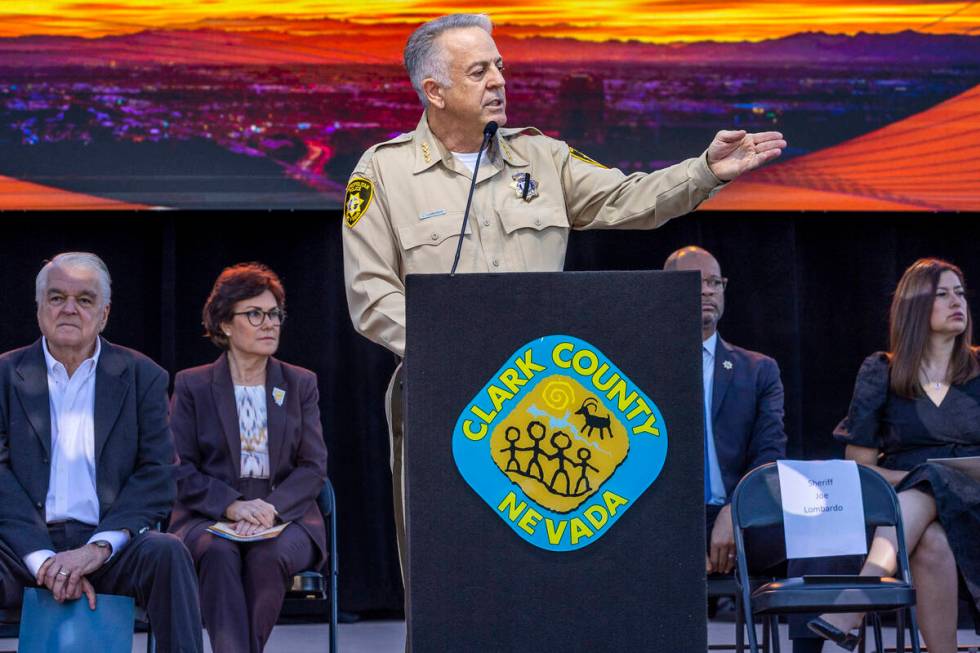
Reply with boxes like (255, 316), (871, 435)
(233, 308), (286, 327)
(702, 276), (728, 291)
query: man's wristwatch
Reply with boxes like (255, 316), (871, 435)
(91, 540), (112, 558)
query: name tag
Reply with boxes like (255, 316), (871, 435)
(777, 460), (867, 559)
(420, 209), (447, 220)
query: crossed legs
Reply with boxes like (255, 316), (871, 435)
(817, 489), (958, 653)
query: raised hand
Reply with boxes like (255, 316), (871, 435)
(707, 130), (786, 181)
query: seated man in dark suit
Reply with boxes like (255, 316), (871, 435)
(664, 246), (787, 578)
(0, 252), (202, 653)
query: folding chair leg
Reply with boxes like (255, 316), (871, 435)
(735, 595), (745, 653)
(768, 616), (780, 653)
(872, 613), (884, 653)
(744, 609), (760, 653)
(761, 616), (770, 653)
(895, 610), (906, 653)
(735, 599), (745, 653)
(328, 504), (339, 653)
(905, 607), (921, 653)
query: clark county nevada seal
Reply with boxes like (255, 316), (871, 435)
(452, 335), (668, 552)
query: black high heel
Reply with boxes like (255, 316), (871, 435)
(807, 616), (861, 651)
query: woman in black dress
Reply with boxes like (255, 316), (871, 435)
(809, 258), (980, 653)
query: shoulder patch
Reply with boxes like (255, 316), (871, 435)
(569, 147), (608, 169)
(344, 178), (374, 229)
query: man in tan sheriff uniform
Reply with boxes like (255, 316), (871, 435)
(342, 13), (787, 579)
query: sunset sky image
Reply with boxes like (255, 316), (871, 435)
(3, 0), (979, 43)
(2, 1), (978, 211)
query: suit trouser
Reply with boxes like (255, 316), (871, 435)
(0, 520), (203, 653)
(185, 520), (316, 653)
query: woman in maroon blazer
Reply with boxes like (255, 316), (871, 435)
(168, 263), (328, 653)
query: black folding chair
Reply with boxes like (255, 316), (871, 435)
(731, 462), (921, 653)
(287, 478), (339, 653)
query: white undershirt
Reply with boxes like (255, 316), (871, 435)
(452, 150), (487, 174)
(23, 338), (129, 576)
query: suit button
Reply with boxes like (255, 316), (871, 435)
(492, 259), (500, 267)
(35, 502), (43, 510)
(42, 457), (49, 464)
(483, 219), (490, 227)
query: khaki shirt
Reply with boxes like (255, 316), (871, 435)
(343, 113), (722, 357)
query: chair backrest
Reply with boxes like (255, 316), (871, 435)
(731, 462), (901, 532)
(317, 477), (335, 518)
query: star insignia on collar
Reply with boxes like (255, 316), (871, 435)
(723, 360), (733, 370)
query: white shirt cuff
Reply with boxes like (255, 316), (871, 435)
(88, 530), (130, 562)
(23, 550), (56, 578)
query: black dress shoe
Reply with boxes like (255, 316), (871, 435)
(806, 616), (861, 651)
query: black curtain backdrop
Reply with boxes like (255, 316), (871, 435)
(1, 210), (978, 614)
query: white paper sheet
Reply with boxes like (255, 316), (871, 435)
(776, 460), (868, 559)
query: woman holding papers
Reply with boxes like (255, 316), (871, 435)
(168, 263), (328, 653)
(809, 258), (980, 653)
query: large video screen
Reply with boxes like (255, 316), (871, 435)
(1, 3), (978, 211)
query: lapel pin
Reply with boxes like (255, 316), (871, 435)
(272, 387), (285, 406)
(723, 360), (733, 370)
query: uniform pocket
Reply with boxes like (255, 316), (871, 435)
(498, 206), (569, 234)
(397, 211), (469, 250)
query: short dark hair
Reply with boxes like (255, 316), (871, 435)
(202, 262), (285, 350)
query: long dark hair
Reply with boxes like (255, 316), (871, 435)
(888, 258), (979, 398)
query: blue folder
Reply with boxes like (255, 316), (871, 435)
(17, 587), (134, 653)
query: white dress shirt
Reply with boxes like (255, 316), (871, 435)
(702, 332), (727, 506)
(23, 338), (129, 576)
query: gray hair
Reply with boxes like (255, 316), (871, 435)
(35, 252), (112, 306)
(404, 14), (493, 106)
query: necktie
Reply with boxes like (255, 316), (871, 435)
(703, 347), (712, 503)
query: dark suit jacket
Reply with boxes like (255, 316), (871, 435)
(711, 337), (787, 500)
(0, 338), (176, 557)
(167, 353), (328, 564)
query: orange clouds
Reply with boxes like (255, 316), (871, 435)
(1, 0), (978, 42)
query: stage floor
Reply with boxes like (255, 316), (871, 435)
(2, 618), (979, 651)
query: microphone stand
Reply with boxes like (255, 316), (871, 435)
(450, 121), (498, 276)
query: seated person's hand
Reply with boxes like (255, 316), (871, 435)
(707, 503), (736, 575)
(36, 544), (110, 603)
(225, 498), (277, 529)
(64, 577), (98, 610)
(231, 520), (266, 537)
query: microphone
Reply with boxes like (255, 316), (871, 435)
(450, 121), (499, 276)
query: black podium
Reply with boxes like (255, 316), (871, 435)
(405, 271), (705, 652)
